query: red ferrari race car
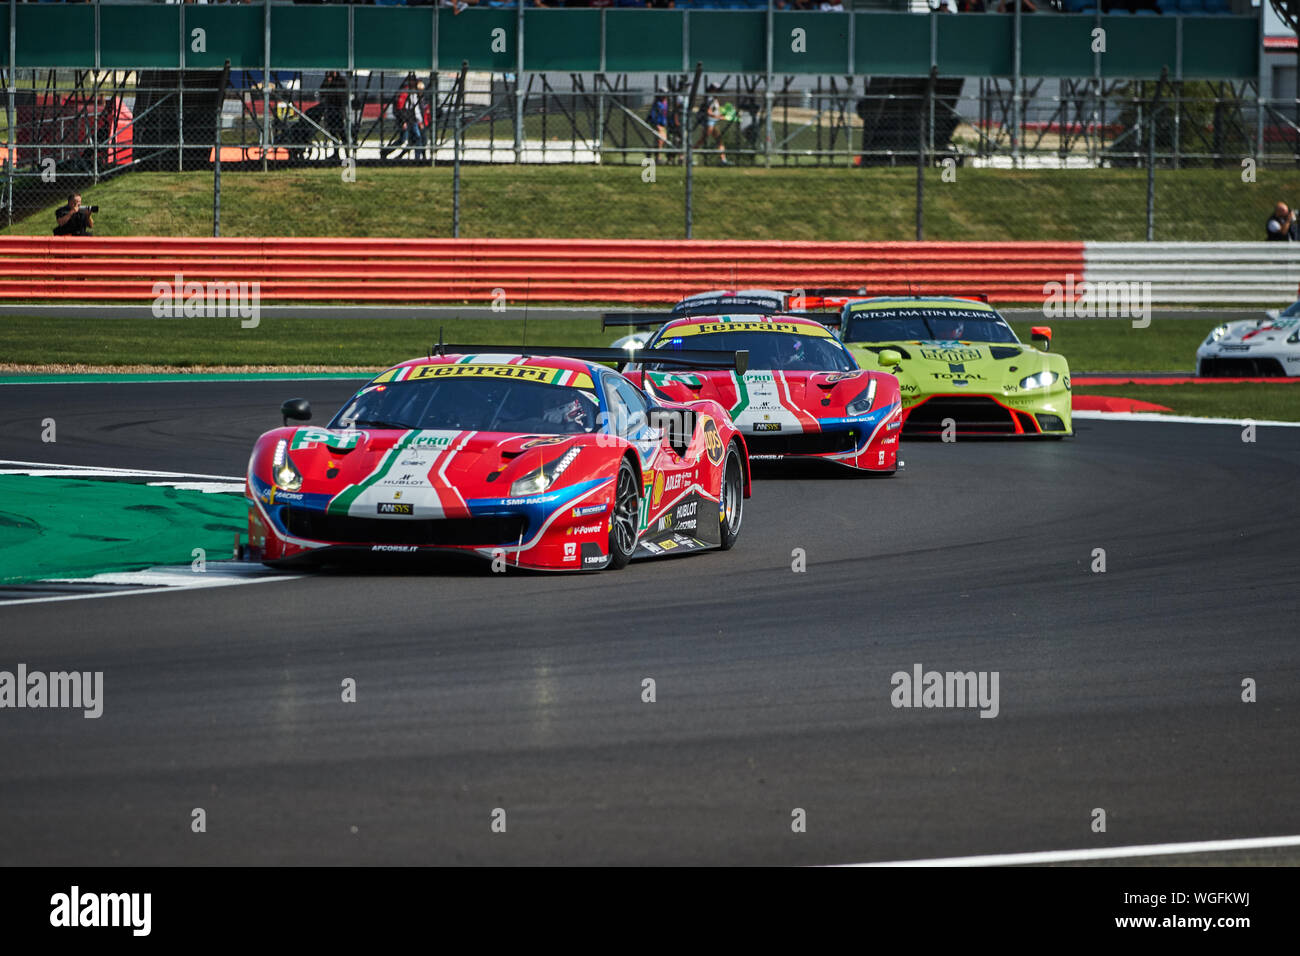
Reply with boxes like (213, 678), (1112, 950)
(605, 294), (902, 474)
(245, 348), (751, 572)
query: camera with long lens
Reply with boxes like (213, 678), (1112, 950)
(80, 204), (100, 214)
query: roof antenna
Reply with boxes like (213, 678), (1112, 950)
(435, 325), (444, 357)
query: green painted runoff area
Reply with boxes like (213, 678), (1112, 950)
(0, 476), (247, 584)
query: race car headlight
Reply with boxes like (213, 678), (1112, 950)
(509, 447), (581, 498)
(510, 465), (551, 497)
(271, 439), (302, 491)
(845, 379), (877, 416)
(1018, 370), (1059, 390)
(1206, 323), (1230, 346)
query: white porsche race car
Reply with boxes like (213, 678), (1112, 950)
(1197, 302), (1300, 377)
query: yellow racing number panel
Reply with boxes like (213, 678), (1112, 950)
(373, 363), (595, 390)
(670, 321), (835, 338)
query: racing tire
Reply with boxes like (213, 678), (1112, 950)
(607, 457), (640, 571)
(718, 441), (744, 551)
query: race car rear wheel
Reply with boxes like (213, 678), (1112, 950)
(608, 458), (640, 570)
(719, 441), (744, 551)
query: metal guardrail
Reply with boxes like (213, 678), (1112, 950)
(1084, 242), (1300, 304)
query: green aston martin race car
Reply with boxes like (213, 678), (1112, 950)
(835, 296), (1072, 438)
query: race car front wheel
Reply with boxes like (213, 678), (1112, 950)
(719, 441), (744, 551)
(608, 458), (640, 570)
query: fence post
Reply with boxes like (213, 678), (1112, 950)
(1012, 2), (1022, 166)
(262, 0), (271, 173)
(764, 0), (773, 169)
(515, 0), (525, 164)
(916, 100), (924, 242)
(214, 60), (230, 238)
(5, 0), (13, 229)
(453, 61), (466, 239)
(916, 66), (934, 243)
(1146, 104), (1156, 242)
(684, 62), (701, 240)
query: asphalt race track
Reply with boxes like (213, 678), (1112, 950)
(1, 381), (1297, 865)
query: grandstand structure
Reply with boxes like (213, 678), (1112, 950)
(0, 5), (1271, 226)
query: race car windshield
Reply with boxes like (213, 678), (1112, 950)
(331, 378), (601, 434)
(1279, 300), (1300, 318)
(647, 330), (855, 371)
(844, 309), (1018, 345)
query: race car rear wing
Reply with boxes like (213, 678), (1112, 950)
(602, 309), (842, 330)
(782, 287), (869, 313)
(436, 343), (749, 376)
(602, 312), (677, 331)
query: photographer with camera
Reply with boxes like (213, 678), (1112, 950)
(1265, 201), (1298, 241)
(53, 193), (96, 237)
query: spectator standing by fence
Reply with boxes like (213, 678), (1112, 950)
(694, 85), (727, 165)
(318, 70), (349, 157)
(1265, 202), (1299, 241)
(396, 77), (428, 161)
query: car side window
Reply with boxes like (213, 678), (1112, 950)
(603, 374), (650, 437)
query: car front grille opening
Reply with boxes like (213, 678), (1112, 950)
(904, 397), (1038, 437)
(745, 430), (860, 455)
(285, 510), (529, 547)
(1199, 357), (1287, 378)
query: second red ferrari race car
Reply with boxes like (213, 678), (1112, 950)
(606, 292), (903, 474)
(246, 348), (751, 571)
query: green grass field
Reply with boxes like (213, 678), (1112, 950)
(5, 166), (1294, 241)
(2, 163), (1292, 418)
(0, 316), (1208, 371)
(5, 314), (1298, 420)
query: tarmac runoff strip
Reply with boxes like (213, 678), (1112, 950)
(841, 833), (1300, 867)
(1073, 374), (1300, 385)
(0, 563), (302, 607)
(1072, 411), (1300, 427)
(0, 469), (250, 587)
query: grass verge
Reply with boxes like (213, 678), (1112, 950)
(4, 166), (1295, 241)
(0, 316), (1209, 371)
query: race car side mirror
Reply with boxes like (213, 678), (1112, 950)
(281, 398), (312, 425)
(1031, 326), (1052, 351)
(877, 349), (902, 367)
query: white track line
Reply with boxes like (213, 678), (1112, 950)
(0, 570), (303, 607)
(0, 459), (243, 481)
(1074, 411), (1300, 427)
(845, 833), (1300, 867)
